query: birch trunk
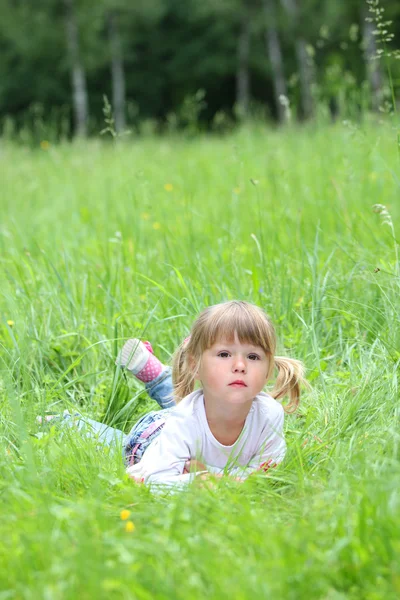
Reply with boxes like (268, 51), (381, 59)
(108, 11), (126, 132)
(294, 36), (314, 119)
(64, 0), (88, 136)
(280, 0), (314, 119)
(263, 0), (287, 122)
(362, 8), (383, 111)
(236, 6), (251, 118)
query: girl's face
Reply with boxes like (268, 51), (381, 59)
(195, 334), (269, 405)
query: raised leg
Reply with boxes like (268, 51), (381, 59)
(116, 339), (175, 409)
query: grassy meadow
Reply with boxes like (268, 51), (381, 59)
(0, 120), (399, 599)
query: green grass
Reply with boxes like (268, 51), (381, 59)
(0, 120), (399, 599)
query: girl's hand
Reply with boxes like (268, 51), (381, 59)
(183, 459), (207, 474)
(198, 472), (243, 484)
(196, 472), (224, 489)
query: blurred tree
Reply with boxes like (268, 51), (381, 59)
(263, 0), (288, 122)
(150, 0), (236, 123)
(362, 2), (383, 111)
(0, 1), (66, 118)
(280, 0), (315, 118)
(100, 0), (166, 133)
(106, 9), (125, 132)
(64, 0), (89, 136)
(191, 0), (252, 118)
(236, 0), (252, 117)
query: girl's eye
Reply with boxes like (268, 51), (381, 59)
(218, 352), (230, 358)
(248, 354), (260, 361)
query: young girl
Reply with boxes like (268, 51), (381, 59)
(42, 301), (306, 487)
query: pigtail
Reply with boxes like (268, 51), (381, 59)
(271, 356), (307, 413)
(172, 341), (196, 403)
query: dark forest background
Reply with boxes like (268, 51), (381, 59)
(1, 0), (399, 139)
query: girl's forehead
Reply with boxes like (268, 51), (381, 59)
(210, 334), (264, 350)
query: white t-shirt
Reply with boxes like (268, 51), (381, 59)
(126, 389), (286, 487)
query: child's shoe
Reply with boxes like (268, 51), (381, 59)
(116, 339), (164, 383)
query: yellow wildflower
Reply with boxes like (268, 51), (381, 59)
(164, 183), (173, 192)
(233, 187), (241, 194)
(152, 222), (161, 230)
(141, 212), (150, 221)
(125, 520), (135, 533)
(40, 140), (50, 150)
(7, 320), (14, 327)
(120, 509), (131, 521)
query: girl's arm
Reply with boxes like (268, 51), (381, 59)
(183, 459), (207, 474)
(126, 415), (202, 487)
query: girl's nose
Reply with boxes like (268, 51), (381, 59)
(233, 357), (246, 373)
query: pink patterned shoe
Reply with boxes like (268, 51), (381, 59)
(116, 339), (163, 383)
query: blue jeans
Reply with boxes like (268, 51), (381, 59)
(143, 367), (174, 410)
(49, 368), (174, 465)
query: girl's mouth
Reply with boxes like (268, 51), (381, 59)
(229, 381), (247, 387)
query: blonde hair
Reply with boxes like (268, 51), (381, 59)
(172, 300), (306, 412)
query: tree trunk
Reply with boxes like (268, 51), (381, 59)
(263, 0), (287, 122)
(280, 0), (314, 119)
(294, 37), (314, 119)
(64, 0), (88, 137)
(236, 5), (251, 119)
(362, 7), (383, 112)
(108, 11), (126, 132)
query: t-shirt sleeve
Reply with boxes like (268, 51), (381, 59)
(125, 414), (199, 487)
(228, 402), (286, 480)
